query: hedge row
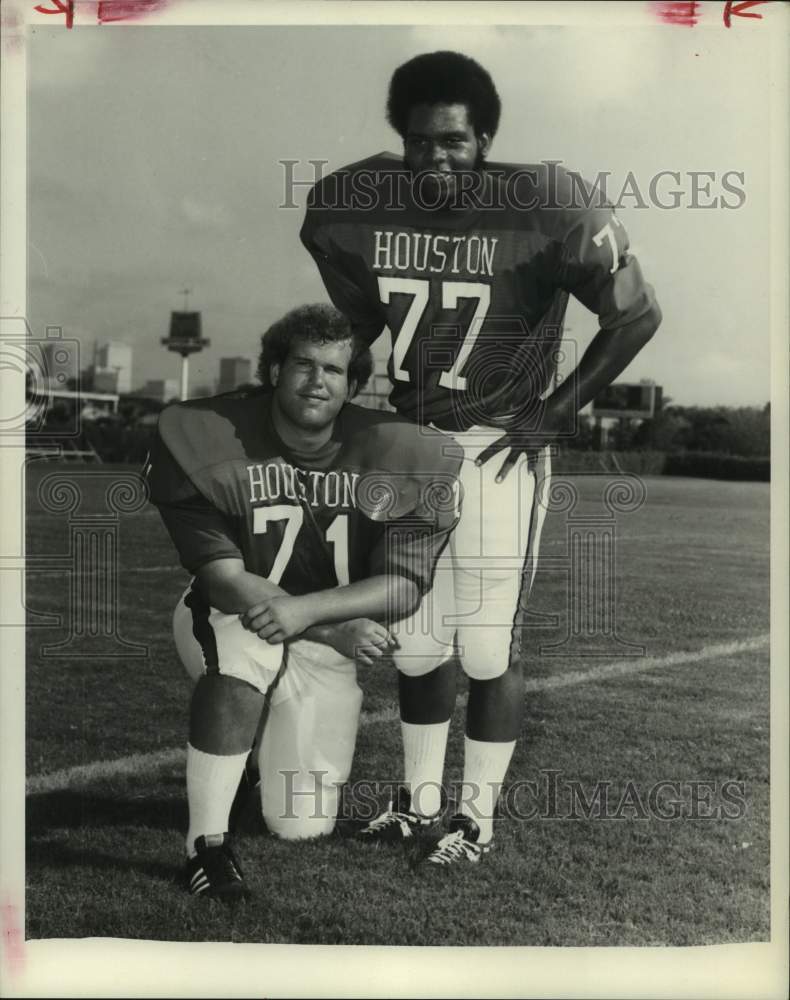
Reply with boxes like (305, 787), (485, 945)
(663, 451), (770, 482)
(33, 422), (771, 482)
(555, 449), (769, 481)
(553, 450), (668, 475)
(82, 424), (155, 465)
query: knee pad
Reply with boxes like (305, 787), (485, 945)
(391, 561), (456, 678)
(262, 771), (341, 841)
(452, 564), (521, 680)
(260, 663), (362, 840)
(392, 640), (455, 678)
(456, 624), (514, 680)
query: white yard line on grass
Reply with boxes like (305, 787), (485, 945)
(26, 633), (769, 796)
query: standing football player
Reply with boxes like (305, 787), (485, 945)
(147, 303), (460, 899)
(300, 51), (662, 866)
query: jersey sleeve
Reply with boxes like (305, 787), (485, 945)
(366, 469), (460, 596)
(351, 415), (462, 594)
(155, 497), (244, 576)
(555, 202), (659, 331)
(146, 426), (243, 575)
(368, 514), (455, 597)
(300, 187), (386, 345)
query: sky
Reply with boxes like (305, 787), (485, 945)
(27, 19), (775, 406)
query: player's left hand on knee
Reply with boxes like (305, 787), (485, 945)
(240, 595), (315, 642)
(332, 618), (396, 666)
(354, 619), (396, 648)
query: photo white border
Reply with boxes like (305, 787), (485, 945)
(1, 2), (787, 997)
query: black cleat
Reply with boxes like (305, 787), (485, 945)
(185, 833), (249, 901)
(419, 813), (492, 868)
(357, 786), (440, 845)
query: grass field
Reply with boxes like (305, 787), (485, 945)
(24, 462), (770, 946)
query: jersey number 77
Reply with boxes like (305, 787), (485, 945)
(378, 277), (491, 391)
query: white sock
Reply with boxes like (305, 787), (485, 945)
(459, 736), (516, 845)
(401, 720), (450, 818)
(185, 743), (250, 857)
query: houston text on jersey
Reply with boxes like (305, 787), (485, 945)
(247, 461), (360, 510)
(373, 230), (498, 278)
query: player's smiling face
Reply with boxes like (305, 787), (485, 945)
(404, 103), (490, 206)
(271, 336), (355, 435)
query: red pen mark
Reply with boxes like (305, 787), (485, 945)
(1, 5), (24, 54)
(32, 0), (171, 27)
(97, 0), (171, 23)
(723, 0), (769, 27)
(651, 1), (699, 26)
(33, 0), (74, 28)
(1, 6), (22, 30)
(1, 899), (25, 977)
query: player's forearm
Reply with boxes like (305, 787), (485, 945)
(196, 559), (361, 652)
(302, 575), (420, 627)
(303, 622), (355, 647)
(195, 559), (286, 614)
(546, 304), (662, 417)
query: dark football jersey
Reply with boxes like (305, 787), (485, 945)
(301, 153), (659, 432)
(146, 389), (461, 598)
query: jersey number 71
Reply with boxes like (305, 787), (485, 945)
(253, 505), (349, 586)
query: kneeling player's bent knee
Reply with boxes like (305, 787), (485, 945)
(172, 586), (284, 694)
(263, 769), (343, 840)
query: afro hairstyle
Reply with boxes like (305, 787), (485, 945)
(386, 50), (501, 140)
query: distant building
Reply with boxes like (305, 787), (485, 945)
(94, 341), (133, 394)
(217, 356), (252, 394)
(134, 378), (180, 403)
(93, 368), (120, 394)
